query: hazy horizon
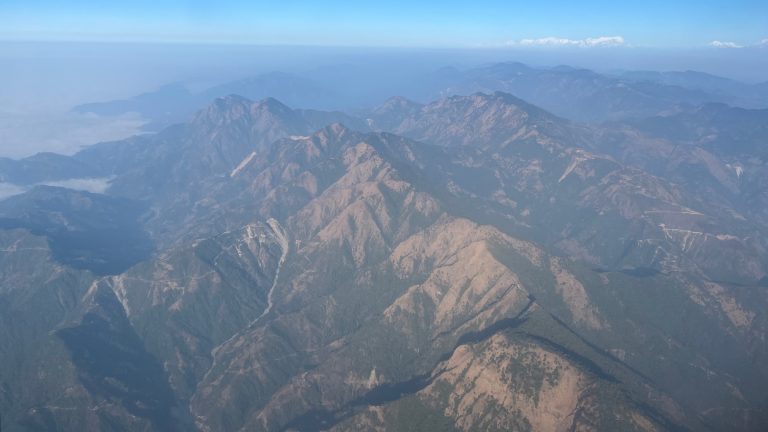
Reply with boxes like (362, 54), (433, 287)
(1, 39), (766, 158)
(1, 1), (766, 157)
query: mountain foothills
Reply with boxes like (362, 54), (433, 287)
(1, 63), (768, 432)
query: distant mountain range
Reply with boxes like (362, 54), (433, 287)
(2, 67), (768, 432)
(73, 62), (768, 128)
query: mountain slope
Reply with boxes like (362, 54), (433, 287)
(2, 92), (767, 432)
(368, 92), (768, 285)
(187, 130), (690, 431)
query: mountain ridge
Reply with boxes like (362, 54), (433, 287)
(1, 88), (767, 431)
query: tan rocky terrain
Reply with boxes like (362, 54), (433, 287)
(1, 91), (767, 432)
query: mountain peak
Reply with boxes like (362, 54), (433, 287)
(366, 91), (569, 149)
(213, 93), (253, 108)
(367, 97), (425, 131)
(253, 96), (295, 116)
(310, 122), (352, 142)
(378, 96), (422, 110)
(193, 95), (302, 130)
(198, 94), (295, 117)
(437, 91), (555, 121)
(194, 94), (253, 125)
(325, 121), (349, 134)
(473, 90), (528, 104)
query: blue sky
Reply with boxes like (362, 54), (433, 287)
(1, 0), (767, 48)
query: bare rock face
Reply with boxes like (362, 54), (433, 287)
(410, 335), (662, 432)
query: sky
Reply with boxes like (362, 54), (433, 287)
(1, 0), (767, 48)
(0, 1), (766, 159)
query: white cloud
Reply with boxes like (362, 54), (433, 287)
(41, 177), (113, 194)
(582, 36), (626, 47)
(516, 37), (580, 46)
(0, 183), (27, 200)
(0, 177), (114, 201)
(508, 36), (625, 48)
(0, 111), (145, 159)
(709, 40), (743, 48)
